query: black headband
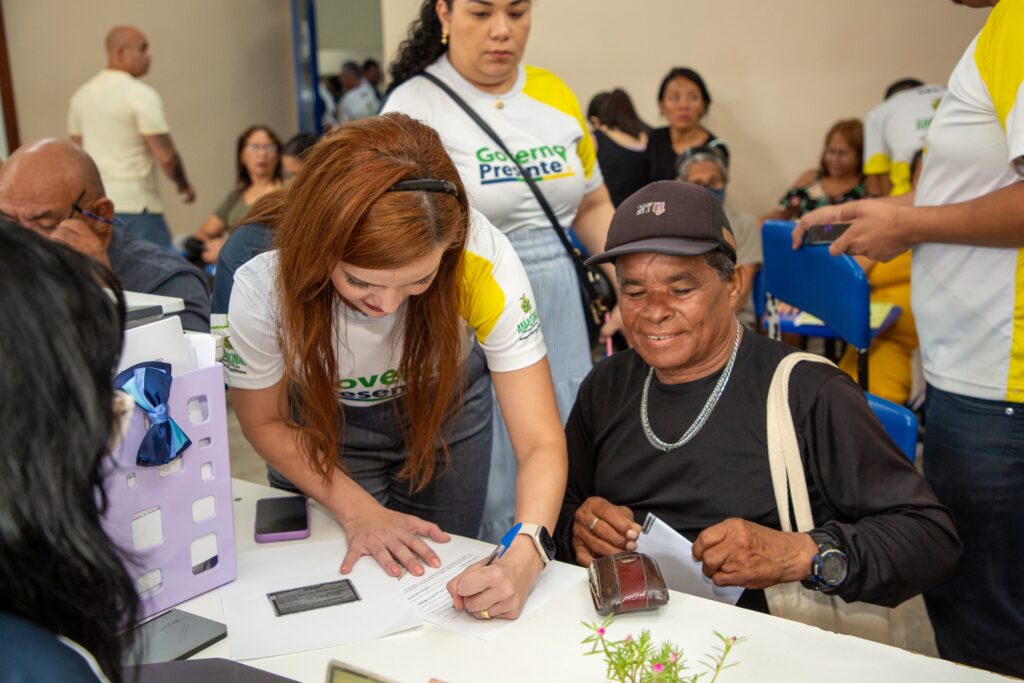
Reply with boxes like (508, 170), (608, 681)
(386, 178), (460, 197)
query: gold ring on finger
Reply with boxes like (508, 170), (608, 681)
(480, 609), (492, 620)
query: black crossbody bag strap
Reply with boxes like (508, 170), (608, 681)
(417, 71), (605, 311)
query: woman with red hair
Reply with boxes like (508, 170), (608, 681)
(222, 113), (566, 619)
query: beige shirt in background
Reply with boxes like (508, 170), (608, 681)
(68, 69), (170, 213)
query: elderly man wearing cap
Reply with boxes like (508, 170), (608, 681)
(554, 181), (959, 614)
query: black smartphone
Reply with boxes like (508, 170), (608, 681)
(803, 222), (852, 245)
(127, 609), (227, 665)
(254, 496), (310, 543)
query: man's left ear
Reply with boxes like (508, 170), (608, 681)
(729, 263), (745, 299)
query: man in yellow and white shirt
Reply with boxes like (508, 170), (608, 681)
(863, 80), (946, 196)
(794, 1), (1023, 675)
(68, 26), (194, 247)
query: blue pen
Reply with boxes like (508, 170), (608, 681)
(483, 522), (522, 566)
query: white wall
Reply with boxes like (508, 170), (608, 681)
(3, 0), (297, 237)
(381, 0), (988, 215)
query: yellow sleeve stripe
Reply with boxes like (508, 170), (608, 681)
(975, 0), (1024, 130)
(889, 161), (913, 197)
(864, 152), (892, 175)
(522, 65), (598, 181)
(459, 251), (505, 343)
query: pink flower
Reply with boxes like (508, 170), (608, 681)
(652, 663), (665, 673)
(624, 634), (633, 643)
(669, 653), (678, 663)
(597, 627), (605, 636)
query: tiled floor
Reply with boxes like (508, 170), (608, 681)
(224, 397), (938, 657)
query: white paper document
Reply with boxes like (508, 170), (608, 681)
(220, 541), (420, 660)
(400, 535), (581, 640)
(636, 513), (744, 605)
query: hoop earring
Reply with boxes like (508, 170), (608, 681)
(441, 27), (449, 46)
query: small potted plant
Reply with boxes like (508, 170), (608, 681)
(582, 616), (744, 683)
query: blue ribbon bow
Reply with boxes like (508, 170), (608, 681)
(113, 361), (192, 467)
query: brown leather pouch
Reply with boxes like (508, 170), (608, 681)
(588, 552), (670, 616)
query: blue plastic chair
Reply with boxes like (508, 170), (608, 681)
(867, 393), (918, 463)
(761, 220), (871, 390)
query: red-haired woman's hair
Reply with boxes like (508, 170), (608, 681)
(248, 113), (470, 492)
(819, 118), (864, 178)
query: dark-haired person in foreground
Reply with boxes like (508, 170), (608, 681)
(0, 138), (210, 332)
(0, 221), (138, 682)
(555, 181), (959, 618)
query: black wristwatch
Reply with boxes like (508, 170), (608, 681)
(801, 532), (849, 592)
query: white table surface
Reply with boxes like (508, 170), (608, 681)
(176, 479), (1009, 683)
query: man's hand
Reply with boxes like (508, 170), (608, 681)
(598, 305), (623, 344)
(571, 496), (640, 566)
(52, 218), (112, 270)
(792, 200), (912, 262)
(692, 518), (817, 589)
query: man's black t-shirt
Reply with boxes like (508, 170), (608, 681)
(556, 328), (959, 609)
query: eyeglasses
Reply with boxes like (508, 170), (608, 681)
(70, 189), (124, 227)
(245, 143), (279, 155)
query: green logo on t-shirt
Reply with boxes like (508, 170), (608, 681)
(337, 368), (405, 403)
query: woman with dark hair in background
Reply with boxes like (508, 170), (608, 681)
(187, 125), (284, 266)
(280, 132), (320, 182)
(648, 66), (729, 181)
(382, 0), (619, 543)
(223, 114), (566, 620)
(0, 221), (138, 682)
(762, 118), (867, 221)
(210, 131), (321, 314)
(587, 88), (649, 206)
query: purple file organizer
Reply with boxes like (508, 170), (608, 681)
(102, 363), (237, 620)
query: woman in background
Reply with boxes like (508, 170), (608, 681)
(383, 0), (618, 542)
(0, 221), (137, 682)
(648, 66), (729, 181)
(187, 125), (283, 267)
(588, 88), (649, 206)
(762, 119), (866, 221)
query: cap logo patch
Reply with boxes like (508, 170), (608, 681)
(635, 201), (666, 216)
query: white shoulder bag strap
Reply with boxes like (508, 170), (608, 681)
(763, 353), (906, 647)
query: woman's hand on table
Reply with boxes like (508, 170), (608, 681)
(446, 536), (543, 620)
(338, 497), (449, 578)
(572, 496), (641, 566)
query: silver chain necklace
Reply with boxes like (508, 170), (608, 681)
(640, 323), (743, 452)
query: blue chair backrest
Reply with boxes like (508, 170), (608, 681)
(867, 393), (917, 463)
(761, 220), (872, 349)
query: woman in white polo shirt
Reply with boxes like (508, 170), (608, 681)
(223, 114), (565, 620)
(382, 0), (618, 542)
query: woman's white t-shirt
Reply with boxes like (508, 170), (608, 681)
(221, 209), (546, 407)
(381, 56), (603, 234)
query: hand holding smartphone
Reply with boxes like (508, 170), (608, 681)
(803, 222), (852, 246)
(254, 495), (310, 543)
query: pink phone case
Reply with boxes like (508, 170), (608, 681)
(254, 497), (311, 543)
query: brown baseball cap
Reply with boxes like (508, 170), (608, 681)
(585, 181), (737, 265)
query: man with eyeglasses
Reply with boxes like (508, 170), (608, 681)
(68, 25), (195, 248)
(0, 139), (210, 332)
